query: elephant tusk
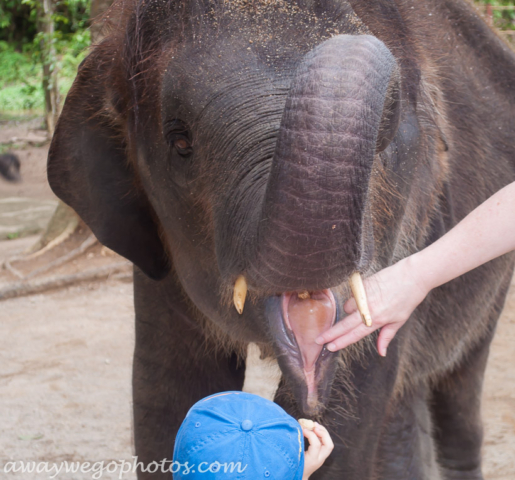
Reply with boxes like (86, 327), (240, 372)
(233, 275), (248, 315)
(349, 272), (373, 327)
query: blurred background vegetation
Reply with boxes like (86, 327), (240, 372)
(483, 0), (515, 27)
(0, 0), (514, 127)
(0, 0), (90, 119)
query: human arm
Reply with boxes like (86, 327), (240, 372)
(302, 422), (334, 479)
(315, 180), (515, 356)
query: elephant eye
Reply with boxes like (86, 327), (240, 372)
(164, 119), (193, 157)
(173, 138), (192, 156)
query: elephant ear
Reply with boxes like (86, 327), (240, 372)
(47, 49), (170, 280)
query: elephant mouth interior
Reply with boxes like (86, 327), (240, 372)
(281, 290), (336, 398)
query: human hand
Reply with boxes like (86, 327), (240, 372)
(302, 422), (334, 479)
(315, 256), (430, 356)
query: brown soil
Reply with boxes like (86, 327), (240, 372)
(0, 120), (513, 479)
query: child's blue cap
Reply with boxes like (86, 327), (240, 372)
(173, 391), (305, 479)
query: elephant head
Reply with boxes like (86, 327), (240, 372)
(48, 0), (437, 415)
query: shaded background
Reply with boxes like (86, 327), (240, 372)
(0, 1), (514, 479)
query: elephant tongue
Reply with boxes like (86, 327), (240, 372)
(286, 291), (335, 394)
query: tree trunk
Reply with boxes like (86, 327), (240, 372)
(90, 0), (114, 44)
(29, 202), (81, 254)
(37, 0), (59, 135)
(35, 0), (114, 253)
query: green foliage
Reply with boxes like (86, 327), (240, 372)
(0, 40), (36, 83)
(0, 30), (90, 113)
(0, 1), (36, 45)
(0, 0), (90, 44)
(475, 0), (515, 31)
(0, 82), (43, 111)
(0, 0), (92, 114)
(0, 40), (41, 111)
(53, 0), (90, 34)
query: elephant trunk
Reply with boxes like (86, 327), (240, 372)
(247, 35), (399, 291)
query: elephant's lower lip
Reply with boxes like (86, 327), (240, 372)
(281, 289), (336, 404)
(264, 290), (339, 415)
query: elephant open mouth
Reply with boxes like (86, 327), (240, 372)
(266, 289), (339, 415)
(282, 290), (336, 394)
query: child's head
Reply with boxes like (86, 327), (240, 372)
(173, 392), (304, 479)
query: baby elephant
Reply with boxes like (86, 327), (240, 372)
(0, 153), (21, 182)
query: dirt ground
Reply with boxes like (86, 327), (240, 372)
(0, 120), (514, 479)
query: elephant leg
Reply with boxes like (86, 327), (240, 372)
(373, 388), (441, 480)
(430, 332), (494, 480)
(132, 271), (245, 479)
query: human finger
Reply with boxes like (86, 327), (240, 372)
(313, 424), (334, 453)
(377, 323), (402, 357)
(326, 322), (380, 352)
(315, 311), (362, 345)
(303, 428), (321, 455)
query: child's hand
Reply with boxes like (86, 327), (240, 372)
(315, 257), (429, 357)
(302, 422), (334, 479)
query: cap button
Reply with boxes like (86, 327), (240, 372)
(241, 420), (253, 431)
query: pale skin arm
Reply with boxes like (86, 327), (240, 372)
(316, 181), (515, 356)
(302, 423), (334, 479)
